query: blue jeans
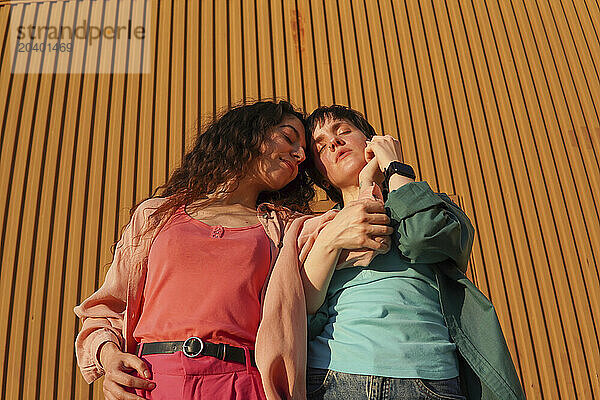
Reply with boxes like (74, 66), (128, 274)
(307, 368), (466, 400)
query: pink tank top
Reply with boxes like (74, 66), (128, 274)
(133, 206), (271, 348)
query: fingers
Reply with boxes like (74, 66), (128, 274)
(364, 145), (376, 162)
(367, 213), (391, 225)
(362, 237), (391, 252)
(373, 235), (392, 246)
(342, 199), (389, 225)
(367, 225), (394, 236)
(103, 378), (149, 400)
(348, 197), (385, 213)
(365, 135), (403, 167)
(109, 369), (155, 391)
(361, 198), (384, 209)
(358, 156), (381, 187)
(368, 134), (401, 146)
(103, 354), (155, 400)
(123, 354), (152, 380)
(373, 236), (392, 254)
(330, 196), (395, 252)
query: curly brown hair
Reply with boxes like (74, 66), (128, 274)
(129, 100), (314, 240)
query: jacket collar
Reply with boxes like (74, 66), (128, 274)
(256, 202), (303, 249)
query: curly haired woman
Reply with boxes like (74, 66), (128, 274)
(74, 101), (321, 400)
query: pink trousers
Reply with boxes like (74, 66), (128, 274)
(134, 345), (266, 400)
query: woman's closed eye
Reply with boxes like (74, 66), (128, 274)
(281, 128), (298, 145)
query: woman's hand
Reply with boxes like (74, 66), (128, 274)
(359, 157), (382, 189)
(364, 134), (404, 172)
(319, 197), (393, 253)
(99, 342), (155, 400)
(362, 135), (413, 191)
(301, 198), (393, 313)
(358, 134), (402, 188)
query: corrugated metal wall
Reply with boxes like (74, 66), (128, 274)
(0, 0), (598, 399)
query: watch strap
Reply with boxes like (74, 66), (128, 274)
(384, 161), (416, 181)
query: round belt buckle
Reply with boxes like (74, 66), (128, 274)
(182, 336), (204, 358)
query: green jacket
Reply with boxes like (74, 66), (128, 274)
(310, 181), (526, 400)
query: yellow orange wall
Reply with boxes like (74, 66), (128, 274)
(0, 1), (598, 399)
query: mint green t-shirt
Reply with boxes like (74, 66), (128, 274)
(308, 182), (466, 379)
(307, 247), (459, 379)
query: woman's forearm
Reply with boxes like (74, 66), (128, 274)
(387, 174), (415, 192)
(301, 228), (341, 314)
(300, 197), (393, 314)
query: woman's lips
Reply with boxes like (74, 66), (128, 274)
(281, 158), (295, 173)
(336, 149), (351, 162)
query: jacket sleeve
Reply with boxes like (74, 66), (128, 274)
(385, 181), (475, 273)
(73, 199), (155, 383)
(256, 214), (314, 400)
(255, 212), (343, 400)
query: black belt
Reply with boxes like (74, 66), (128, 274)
(136, 337), (256, 367)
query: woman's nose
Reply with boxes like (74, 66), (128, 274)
(293, 146), (306, 162)
(328, 136), (345, 150)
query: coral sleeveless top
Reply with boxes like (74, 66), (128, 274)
(133, 206), (271, 348)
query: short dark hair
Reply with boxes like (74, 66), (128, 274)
(305, 105), (377, 203)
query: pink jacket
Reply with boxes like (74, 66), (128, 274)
(74, 187), (381, 399)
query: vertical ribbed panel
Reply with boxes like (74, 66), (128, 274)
(0, 1), (598, 399)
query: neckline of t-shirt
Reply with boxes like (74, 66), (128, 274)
(180, 205), (263, 231)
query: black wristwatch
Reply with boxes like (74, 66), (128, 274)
(384, 161), (416, 182)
